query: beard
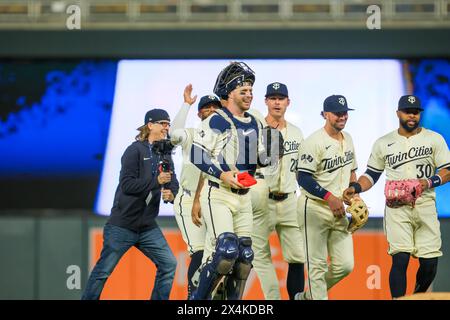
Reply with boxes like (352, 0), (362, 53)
(400, 118), (419, 132)
(332, 120), (346, 132)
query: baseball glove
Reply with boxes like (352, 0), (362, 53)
(237, 172), (257, 187)
(384, 179), (423, 208)
(346, 197), (369, 233)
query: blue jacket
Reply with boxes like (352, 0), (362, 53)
(108, 140), (179, 232)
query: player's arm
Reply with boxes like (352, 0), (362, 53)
(436, 167), (450, 185)
(297, 171), (346, 218)
(343, 170), (359, 205)
(349, 141), (358, 185)
(296, 139), (331, 200)
(420, 167), (450, 191)
(343, 169), (380, 204)
(170, 84), (197, 146)
(297, 171), (331, 199)
(190, 118), (223, 179)
(421, 134), (450, 190)
(190, 116), (243, 189)
(296, 140), (330, 199)
(343, 140), (385, 202)
(350, 170), (357, 183)
(191, 175), (204, 227)
(191, 142), (242, 188)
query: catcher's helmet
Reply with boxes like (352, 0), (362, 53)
(213, 62), (255, 99)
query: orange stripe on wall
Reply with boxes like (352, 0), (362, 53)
(328, 231), (419, 300)
(89, 228), (419, 300)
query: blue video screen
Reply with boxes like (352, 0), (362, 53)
(0, 60), (117, 177)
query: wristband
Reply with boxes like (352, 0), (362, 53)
(349, 182), (362, 194)
(324, 192), (332, 200)
(427, 175), (442, 189)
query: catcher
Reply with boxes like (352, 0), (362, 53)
(343, 95), (450, 299)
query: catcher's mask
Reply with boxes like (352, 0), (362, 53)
(213, 62), (255, 99)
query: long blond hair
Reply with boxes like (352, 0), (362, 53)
(135, 125), (150, 142)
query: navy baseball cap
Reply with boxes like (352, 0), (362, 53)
(398, 95), (423, 111)
(139, 108), (170, 129)
(323, 95), (354, 112)
(197, 95), (222, 111)
(265, 82), (288, 97)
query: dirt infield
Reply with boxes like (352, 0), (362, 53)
(399, 292), (450, 300)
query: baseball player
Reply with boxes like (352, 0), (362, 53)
(296, 95), (358, 300)
(170, 85), (221, 298)
(189, 62), (271, 300)
(343, 95), (450, 298)
(250, 82), (305, 300)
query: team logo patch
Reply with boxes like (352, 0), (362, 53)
(272, 83), (280, 90)
(208, 95), (217, 100)
(408, 96), (416, 104)
(301, 154), (314, 163)
(338, 97), (346, 105)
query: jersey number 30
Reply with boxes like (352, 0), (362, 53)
(416, 164), (433, 178)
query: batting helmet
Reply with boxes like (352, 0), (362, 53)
(213, 62), (255, 99)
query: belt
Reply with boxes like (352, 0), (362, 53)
(208, 180), (250, 195)
(255, 172), (265, 179)
(269, 192), (289, 201)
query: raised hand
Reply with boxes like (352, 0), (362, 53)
(184, 84), (197, 105)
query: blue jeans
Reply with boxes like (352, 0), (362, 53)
(82, 223), (177, 300)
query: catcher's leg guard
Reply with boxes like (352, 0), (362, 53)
(225, 237), (254, 300)
(190, 232), (239, 300)
(414, 257), (438, 293)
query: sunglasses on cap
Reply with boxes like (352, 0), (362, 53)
(154, 121), (171, 127)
